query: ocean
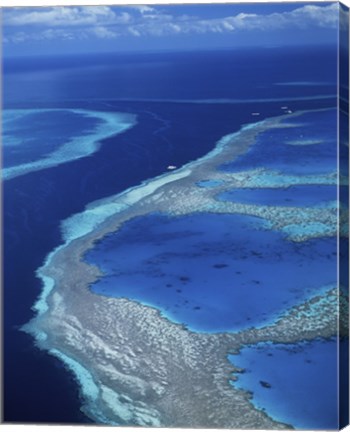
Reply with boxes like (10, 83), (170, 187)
(3, 45), (340, 425)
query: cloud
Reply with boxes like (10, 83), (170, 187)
(4, 6), (130, 27)
(126, 5), (156, 15)
(91, 26), (118, 39)
(289, 3), (339, 28)
(121, 3), (339, 38)
(173, 4), (340, 34)
(3, 3), (339, 44)
(7, 28), (77, 43)
(339, 3), (349, 32)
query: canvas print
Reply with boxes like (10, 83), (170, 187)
(2, 1), (349, 429)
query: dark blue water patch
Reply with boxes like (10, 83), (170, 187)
(220, 109), (337, 176)
(340, 237), (349, 295)
(217, 185), (336, 207)
(197, 179), (224, 188)
(229, 338), (338, 429)
(340, 185), (349, 208)
(3, 110), (102, 168)
(340, 337), (349, 428)
(85, 212), (336, 333)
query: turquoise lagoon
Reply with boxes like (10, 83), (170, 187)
(85, 212), (336, 332)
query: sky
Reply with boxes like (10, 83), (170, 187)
(1, 2), (341, 56)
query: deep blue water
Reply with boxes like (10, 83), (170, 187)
(85, 212), (336, 332)
(3, 46), (337, 105)
(3, 46), (340, 425)
(230, 338), (338, 429)
(218, 185), (336, 207)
